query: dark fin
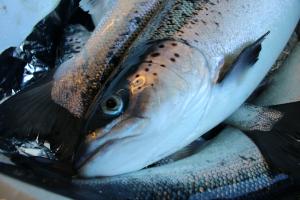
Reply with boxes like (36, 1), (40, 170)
(201, 123), (226, 140)
(215, 31), (270, 83)
(225, 103), (282, 132)
(0, 81), (83, 160)
(244, 101), (300, 186)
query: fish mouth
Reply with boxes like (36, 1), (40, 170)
(75, 134), (138, 170)
(74, 116), (145, 170)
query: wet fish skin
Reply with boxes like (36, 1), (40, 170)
(52, 0), (165, 117)
(73, 128), (293, 200)
(77, 0), (300, 176)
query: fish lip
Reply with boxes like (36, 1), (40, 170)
(75, 134), (138, 171)
(74, 116), (144, 169)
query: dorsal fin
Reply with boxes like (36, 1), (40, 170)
(215, 31), (270, 83)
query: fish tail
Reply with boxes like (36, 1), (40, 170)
(244, 101), (300, 186)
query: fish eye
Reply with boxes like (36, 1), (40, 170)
(101, 95), (123, 116)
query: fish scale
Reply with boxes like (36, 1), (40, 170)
(73, 128), (292, 200)
(76, 0), (300, 177)
(52, 0), (165, 117)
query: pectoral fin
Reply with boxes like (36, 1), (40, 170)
(215, 31), (270, 83)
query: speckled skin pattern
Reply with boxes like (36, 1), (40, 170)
(74, 128), (292, 199)
(76, 0), (300, 177)
(51, 0), (299, 120)
(52, 0), (164, 117)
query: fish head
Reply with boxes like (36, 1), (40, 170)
(75, 40), (212, 177)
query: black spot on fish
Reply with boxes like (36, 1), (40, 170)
(135, 74), (140, 78)
(135, 17), (142, 24)
(170, 58), (176, 62)
(171, 43), (177, 46)
(145, 68), (149, 72)
(159, 44), (165, 48)
(160, 64), (166, 68)
(194, 39), (199, 43)
(174, 53), (180, 57)
(239, 155), (248, 161)
(201, 20), (207, 25)
(151, 52), (160, 57)
(153, 73), (157, 76)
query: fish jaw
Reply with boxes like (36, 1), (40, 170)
(76, 40), (212, 177)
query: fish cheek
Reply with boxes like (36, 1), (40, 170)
(126, 86), (153, 119)
(127, 70), (160, 118)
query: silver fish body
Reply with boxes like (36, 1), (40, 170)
(74, 127), (293, 199)
(76, 0), (300, 177)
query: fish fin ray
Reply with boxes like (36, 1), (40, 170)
(215, 31), (270, 83)
(0, 81), (82, 159)
(244, 101), (300, 186)
(225, 103), (283, 132)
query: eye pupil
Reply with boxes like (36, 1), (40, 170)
(106, 98), (117, 110)
(101, 95), (124, 116)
